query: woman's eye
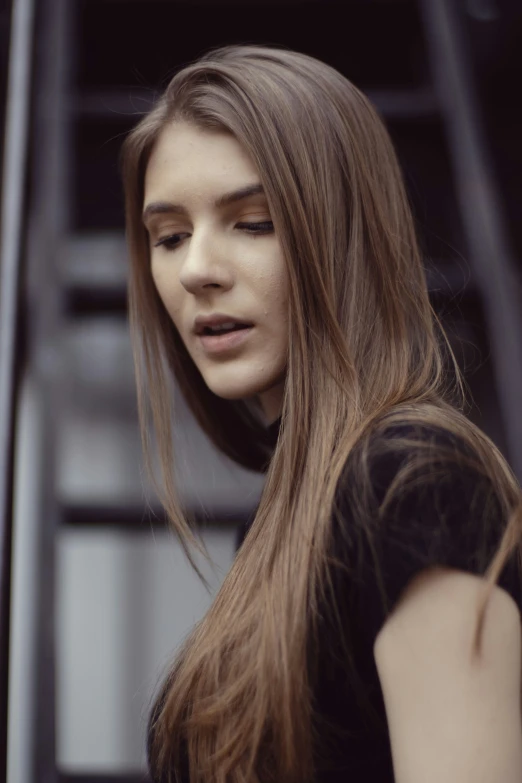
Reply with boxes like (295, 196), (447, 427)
(154, 222), (274, 252)
(154, 234), (186, 251)
(236, 221), (274, 234)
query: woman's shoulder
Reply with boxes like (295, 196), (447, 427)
(333, 418), (522, 646)
(339, 416), (477, 492)
(349, 416), (488, 491)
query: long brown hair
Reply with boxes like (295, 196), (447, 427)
(119, 44), (522, 783)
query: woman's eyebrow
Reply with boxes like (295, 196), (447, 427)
(142, 183), (265, 226)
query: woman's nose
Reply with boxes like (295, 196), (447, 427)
(179, 230), (233, 292)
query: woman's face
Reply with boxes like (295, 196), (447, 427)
(143, 121), (288, 425)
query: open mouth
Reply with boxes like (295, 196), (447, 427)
(202, 324), (251, 335)
(198, 325), (254, 353)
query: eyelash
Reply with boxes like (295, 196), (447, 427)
(153, 221), (274, 252)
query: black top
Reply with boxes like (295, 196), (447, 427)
(148, 416), (522, 782)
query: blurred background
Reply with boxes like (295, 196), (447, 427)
(1, 1), (521, 782)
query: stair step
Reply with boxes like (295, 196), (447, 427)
(61, 501), (250, 529)
(59, 228), (477, 316)
(59, 775), (152, 783)
(70, 86), (439, 121)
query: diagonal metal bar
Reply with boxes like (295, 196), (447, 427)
(0, 0), (35, 779)
(419, 0), (522, 481)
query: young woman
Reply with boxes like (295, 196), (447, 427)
(120, 44), (522, 783)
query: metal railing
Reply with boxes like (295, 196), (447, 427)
(420, 0), (522, 482)
(0, 0), (35, 779)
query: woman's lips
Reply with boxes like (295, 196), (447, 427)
(198, 326), (254, 355)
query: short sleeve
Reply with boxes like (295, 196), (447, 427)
(338, 424), (522, 649)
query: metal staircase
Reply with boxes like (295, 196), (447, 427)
(1, 1), (521, 781)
